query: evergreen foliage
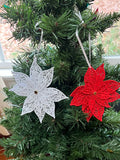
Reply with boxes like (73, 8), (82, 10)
(0, 0), (120, 160)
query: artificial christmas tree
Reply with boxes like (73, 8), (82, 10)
(0, 0), (120, 160)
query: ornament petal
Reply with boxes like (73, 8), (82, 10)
(96, 98), (111, 108)
(70, 96), (82, 106)
(70, 94), (88, 106)
(30, 67), (54, 91)
(82, 105), (93, 122)
(42, 67), (54, 88)
(10, 72), (35, 96)
(98, 93), (111, 100)
(43, 102), (55, 119)
(30, 57), (42, 78)
(108, 92), (120, 103)
(82, 104), (89, 112)
(12, 72), (29, 84)
(96, 64), (105, 81)
(10, 83), (32, 97)
(43, 87), (68, 102)
(86, 112), (93, 122)
(21, 95), (35, 115)
(88, 98), (95, 111)
(34, 108), (45, 123)
(83, 84), (94, 94)
(70, 86), (84, 97)
(84, 67), (96, 84)
(91, 103), (104, 121)
(100, 80), (120, 94)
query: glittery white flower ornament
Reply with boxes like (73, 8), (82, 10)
(10, 57), (68, 123)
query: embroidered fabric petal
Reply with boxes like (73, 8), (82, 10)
(43, 87), (68, 102)
(10, 57), (68, 123)
(21, 94), (35, 115)
(34, 108), (45, 123)
(70, 94), (88, 106)
(82, 105), (92, 122)
(10, 72), (33, 96)
(70, 64), (120, 122)
(43, 101), (55, 119)
(84, 67), (95, 84)
(70, 86), (84, 97)
(100, 80), (120, 94)
(30, 57), (42, 78)
(107, 92), (120, 103)
(96, 98), (111, 108)
(30, 57), (54, 89)
(96, 64), (105, 81)
(12, 72), (29, 84)
(42, 68), (54, 88)
(91, 103), (104, 121)
(88, 98), (95, 111)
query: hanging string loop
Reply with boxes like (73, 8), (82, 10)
(76, 28), (91, 68)
(35, 21), (43, 53)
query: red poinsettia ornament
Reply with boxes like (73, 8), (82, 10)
(70, 64), (120, 122)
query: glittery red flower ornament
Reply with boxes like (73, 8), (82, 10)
(70, 64), (120, 122)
